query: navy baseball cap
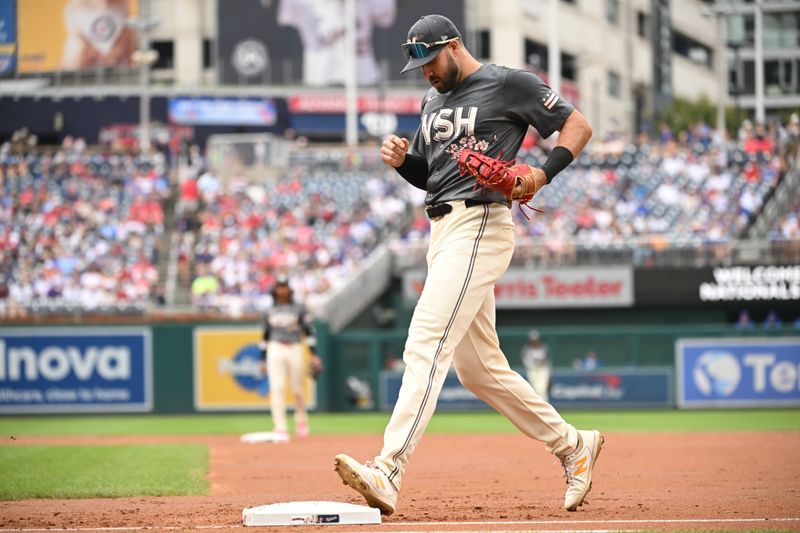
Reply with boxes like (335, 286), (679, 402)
(401, 14), (462, 73)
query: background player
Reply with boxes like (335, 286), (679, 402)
(522, 330), (551, 402)
(260, 277), (319, 438)
(334, 14), (601, 515)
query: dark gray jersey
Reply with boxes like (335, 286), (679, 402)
(262, 303), (314, 345)
(409, 64), (574, 205)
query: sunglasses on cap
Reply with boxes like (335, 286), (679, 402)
(401, 37), (458, 59)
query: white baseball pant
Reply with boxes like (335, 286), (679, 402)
(267, 340), (307, 433)
(527, 367), (552, 403)
(373, 202), (578, 489)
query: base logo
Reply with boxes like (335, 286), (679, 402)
(194, 327), (315, 411)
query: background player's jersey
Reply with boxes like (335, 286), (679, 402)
(262, 303), (313, 344)
(408, 63), (574, 205)
(522, 345), (550, 369)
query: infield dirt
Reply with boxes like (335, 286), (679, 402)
(1, 431), (799, 531)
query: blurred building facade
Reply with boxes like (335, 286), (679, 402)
(0, 0), (797, 142)
(717, 0), (800, 120)
(469, 0), (723, 140)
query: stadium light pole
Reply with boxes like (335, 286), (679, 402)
(703, 1), (730, 140)
(128, 1), (159, 153)
(344, 0), (358, 146)
(716, 9), (728, 140)
(754, 0), (765, 125)
(547, 0), (561, 95)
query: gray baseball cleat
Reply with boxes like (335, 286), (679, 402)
(334, 454), (398, 516)
(560, 429), (604, 511)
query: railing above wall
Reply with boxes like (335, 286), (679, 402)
(393, 237), (800, 272)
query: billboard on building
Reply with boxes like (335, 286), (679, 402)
(193, 327), (316, 412)
(217, 0), (465, 86)
(0, 0), (15, 77)
(0, 328), (152, 414)
(18, 0), (138, 73)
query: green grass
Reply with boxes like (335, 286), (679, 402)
(1, 409), (799, 437)
(0, 444), (208, 500)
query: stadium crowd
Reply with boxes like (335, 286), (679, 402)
(0, 131), (169, 317)
(176, 157), (413, 315)
(1, 113), (797, 317)
(400, 116), (798, 268)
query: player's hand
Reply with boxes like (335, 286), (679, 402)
(309, 355), (323, 380)
(511, 166), (547, 199)
(380, 135), (409, 168)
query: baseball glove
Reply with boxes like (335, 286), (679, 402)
(457, 150), (545, 214)
(309, 355), (323, 380)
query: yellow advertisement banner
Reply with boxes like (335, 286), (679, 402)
(18, 0), (138, 73)
(193, 327), (316, 411)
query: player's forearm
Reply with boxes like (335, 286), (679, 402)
(535, 110), (592, 186)
(395, 153), (429, 191)
(555, 109), (592, 158)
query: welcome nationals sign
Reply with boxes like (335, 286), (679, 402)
(699, 265), (800, 302)
(403, 267), (633, 309)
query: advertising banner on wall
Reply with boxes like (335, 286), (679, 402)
(676, 337), (800, 408)
(403, 267), (634, 309)
(380, 371), (490, 412)
(18, 0), (138, 73)
(193, 327), (316, 411)
(0, 328), (152, 414)
(0, 0), (16, 77)
(379, 367), (673, 411)
(548, 368), (673, 408)
(168, 98), (279, 126)
(636, 265), (800, 307)
(217, 0), (464, 86)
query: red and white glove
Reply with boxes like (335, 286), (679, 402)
(457, 150), (547, 206)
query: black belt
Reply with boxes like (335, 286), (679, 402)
(425, 199), (506, 219)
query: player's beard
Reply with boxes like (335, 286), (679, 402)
(429, 50), (460, 94)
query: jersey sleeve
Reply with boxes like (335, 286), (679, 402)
(503, 69), (574, 139)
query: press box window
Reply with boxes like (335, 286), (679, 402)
(608, 70), (621, 98)
(606, 0), (619, 24)
(151, 40), (174, 70)
(203, 39), (213, 69)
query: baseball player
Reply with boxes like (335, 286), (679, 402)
(522, 330), (551, 402)
(334, 14), (602, 515)
(260, 277), (320, 438)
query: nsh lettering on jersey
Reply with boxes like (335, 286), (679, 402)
(421, 106), (477, 144)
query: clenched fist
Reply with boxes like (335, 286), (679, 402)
(381, 135), (409, 168)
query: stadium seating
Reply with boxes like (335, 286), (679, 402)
(0, 138), (168, 317)
(182, 166), (414, 315)
(511, 142), (779, 243)
(2, 118), (795, 317)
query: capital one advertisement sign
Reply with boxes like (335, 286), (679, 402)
(403, 267), (633, 308)
(677, 338), (800, 408)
